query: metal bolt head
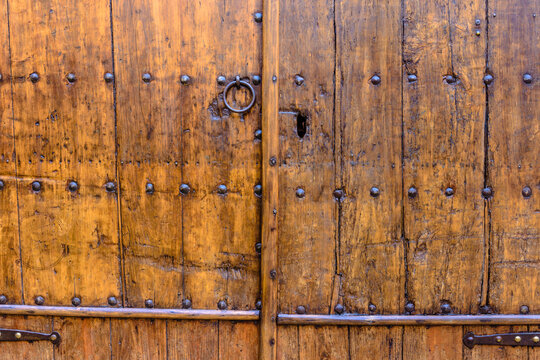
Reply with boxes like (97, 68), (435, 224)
(142, 73), (152, 83)
(533, 336), (540, 343)
(255, 242), (262, 253)
(0, 73), (2, 81)
(294, 75), (304, 86)
(269, 157), (277, 166)
(475, 19), (481, 25)
(370, 187), (380, 197)
(107, 296), (118, 306)
(269, 269), (277, 279)
(217, 300), (227, 310)
(180, 75), (191, 85)
(182, 298), (192, 309)
(66, 73), (76, 83)
(105, 182), (116, 193)
(405, 302), (415, 313)
(145, 299), (154, 308)
(179, 184), (191, 195)
(29, 72), (39, 83)
(515, 336), (521, 343)
(254, 184), (262, 198)
(254, 129), (262, 140)
(520, 304), (530, 314)
(50, 334), (57, 341)
(104, 72), (114, 83)
(495, 335), (502, 343)
(71, 297), (81, 307)
(0, 180), (4, 190)
(445, 187), (455, 197)
(440, 303), (452, 314)
(522, 186), (532, 198)
(483, 74), (494, 85)
(523, 73), (533, 84)
(408, 187), (418, 198)
(295, 188), (305, 198)
(0, 295), (7, 304)
(254, 12), (263, 23)
(255, 300), (262, 310)
(252, 75), (261, 85)
(35, 296), (45, 305)
(482, 187), (493, 199)
(217, 184), (228, 195)
(475, 30), (481, 36)
(368, 303), (377, 313)
(31, 181), (42, 192)
(479, 305), (492, 314)
(68, 181), (78, 192)
(146, 183), (154, 194)
(15, 332), (21, 339)
(446, 75), (456, 84)
(333, 189), (344, 200)
(370, 74), (381, 85)
(334, 303), (345, 314)
(407, 74), (417, 82)
(217, 76), (227, 85)
(296, 305), (306, 314)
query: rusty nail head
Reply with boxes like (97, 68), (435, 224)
(334, 303), (345, 314)
(479, 305), (492, 314)
(441, 303), (452, 314)
(445, 187), (454, 197)
(255, 242), (262, 253)
(35, 296), (45, 305)
(333, 189), (344, 200)
(296, 305), (306, 314)
(523, 73), (533, 84)
(179, 184), (191, 195)
(407, 74), (417, 82)
(269, 269), (277, 279)
(217, 184), (228, 195)
(370, 187), (380, 197)
(145, 299), (154, 308)
(104, 72), (114, 83)
(255, 300), (262, 310)
(254, 129), (262, 140)
(405, 302), (415, 313)
(520, 305), (530, 314)
(0, 180), (5, 190)
(370, 74), (381, 85)
(273, 208), (277, 215)
(475, 19), (481, 25)
(142, 73), (152, 83)
(483, 74), (493, 85)
(180, 75), (191, 85)
(217, 76), (226, 85)
(182, 298), (192, 309)
(30, 72), (39, 83)
(105, 182), (116, 193)
(252, 75), (261, 85)
(254, 12), (263, 23)
(146, 183), (154, 194)
(269, 338), (275, 346)
(32, 181), (42, 192)
(218, 300), (227, 310)
(446, 75), (456, 84)
(272, 75), (277, 83)
(296, 188), (305, 198)
(71, 297), (81, 307)
(294, 75), (304, 86)
(66, 73), (76, 83)
(482, 187), (493, 199)
(522, 186), (532, 198)
(408, 187), (418, 198)
(107, 296), (118, 306)
(269, 157), (277, 166)
(0, 295), (7, 304)
(368, 303), (377, 312)
(68, 181), (78, 192)
(254, 184), (262, 197)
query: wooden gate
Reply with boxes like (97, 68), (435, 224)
(0, 0), (537, 359)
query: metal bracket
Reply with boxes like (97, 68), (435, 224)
(463, 331), (540, 349)
(0, 328), (60, 345)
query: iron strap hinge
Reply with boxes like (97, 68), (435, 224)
(464, 331), (540, 348)
(0, 328), (60, 344)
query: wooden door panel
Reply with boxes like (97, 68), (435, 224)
(0, 316), (53, 360)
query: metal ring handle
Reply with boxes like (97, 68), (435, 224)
(222, 76), (256, 113)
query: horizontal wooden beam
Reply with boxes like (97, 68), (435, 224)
(277, 314), (540, 326)
(0, 305), (259, 321)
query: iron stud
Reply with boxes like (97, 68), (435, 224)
(482, 187), (493, 199)
(370, 74), (381, 85)
(142, 73), (152, 83)
(252, 75), (261, 85)
(35, 296), (45, 305)
(217, 184), (228, 195)
(445, 75), (456, 84)
(179, 184), (191, 195)
(50, 334), (57, 341)
(533, 336), (540, 343)
(254, 184), (262, 197)
(255, 242), (262, 253)
(105, 182), (116, 193)
(180, 75), (191, 85)
(333, 189), (344, 200)
(107, 296), (118, 306)
(370, 187), (380, 197)
(483, 74), (493, 85)
(475, 19), (481, 25)
(269, 157), (277, 166)
(296, 305), (306, 314)
(496, 336), (502, 343)
(255, 300), (262, 310)
(368, 303), (377, 313)
(32, 181), (42, 192)
(408, 187), (418, 198)
(218, 300), (227, 310)
(0, 295), (7, 304)
(0, 180), (4, 190)
(407, 74), (417, 82)
(334, 304), (344, 314)
(217, 76), (227, 85)
(104, 72), (114, 83)
(145, 299), (154, 308)
(29, 72), (39, 83)
(479, 305), (492, 314)
(146, 183), (154, 194)
(440, 303), (452, 314)
(523, 73), (533, 84)
(405, 302), (415, 313)
(269, 269), (276, 279)
(294, 75), (304, 86)
(445, 187), (454, 197)
(182, 298), (192, 309)
(71, 297), (81, 307)
(254, 129), (262, 140)
(15, 332), (21, 339)
(522, 186), (532, 198)
(515, 336), (521, 343)
(475, 30), (481, 36)
(66, 73), (76, 83)
(0, 73), (2, 81)
(520, 305), (530, 314)
(254, 12), (263, 23)
(296, 188), (305, 198)
(68, 181), (78, 192)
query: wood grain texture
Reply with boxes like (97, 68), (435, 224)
(350, 326), (402, 360)
(110, 318), (167, 360)
(277, 0), (336, 315)
(487, 0), (539, 314)
(219, 321), (259, 360)
(403, 0), (486, 314)
(8, 0), (121, 306)
(53, 318), (111, 359)
(337, 0), (404, 315)
(277, 326), (349, 360)
(403, 326), (462, 360)
(0, 315), (53, 360)
(168, 320), (219, 360)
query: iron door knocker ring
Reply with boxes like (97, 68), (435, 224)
(223, 76), (256, 114)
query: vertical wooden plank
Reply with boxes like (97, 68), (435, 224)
(297, 326), (349, 360)
(111, 319), (167, 360)
(261, 0), (279, 358)
(277, 326), (299, 360)
(277, 0), (336, 315)
(462, 325), (528, 360)
(167, 320), (219, 360)
(54, 318), (111, 360)
(337, 0), (404, 315)
(350, 326), (402, 360)
(179, 0), (262, 311)
(403, 326), (462, 360)
(487, 0), (539, 314)
(219, 321), (259, 360)
(112, 0), (184, 309)
(8, 0), (120, 306)
(403, 0), (486, 313)
(0, 0), (14, 176)
(0, 316), (53, 360)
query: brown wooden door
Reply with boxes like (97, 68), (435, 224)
(0, 0), (538, 359)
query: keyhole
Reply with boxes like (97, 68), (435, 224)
(296, 112), (307, 138)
